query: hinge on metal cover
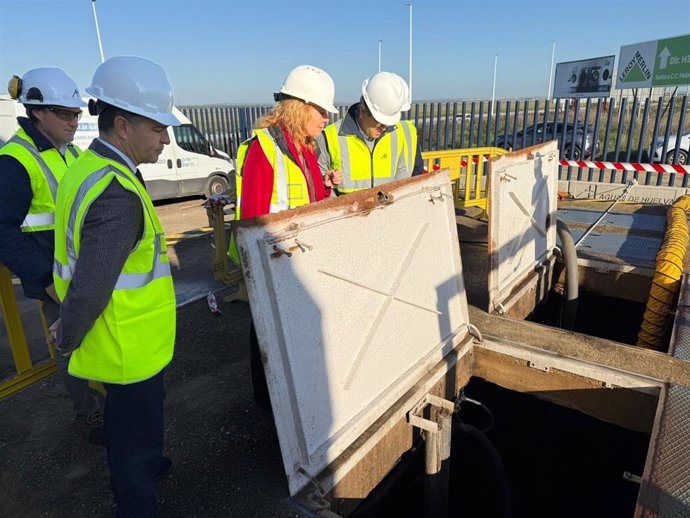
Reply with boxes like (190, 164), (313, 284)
(528, 359), (550, 372)
(427, 189), (448, 204)
(466, 323), (483, 344)
(493, 301), (506, 315)
(296, 465), (332, 513)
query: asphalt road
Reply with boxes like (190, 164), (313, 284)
(0, 197), (300, 517)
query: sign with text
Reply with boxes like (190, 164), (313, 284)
(553, 56), (615, 98)
(617, 34), (690, 89)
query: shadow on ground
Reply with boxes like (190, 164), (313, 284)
(0, 289), (299, 518)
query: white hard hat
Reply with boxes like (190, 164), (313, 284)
(401, 79), (411, 111)
(361, 72), (408, 126)
(276, 65), (337, 114)
(86, 56), (181, 126)
(10, 67), (87, 108)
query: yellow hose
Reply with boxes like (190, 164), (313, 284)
(637, 195), (690, 351)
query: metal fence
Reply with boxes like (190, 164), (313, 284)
(181, 95), (690, 186)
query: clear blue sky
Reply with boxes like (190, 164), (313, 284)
(1, 0), (689, 106)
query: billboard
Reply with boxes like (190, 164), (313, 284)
(553, 56), (615, 98)
(617, 34), (690, 89)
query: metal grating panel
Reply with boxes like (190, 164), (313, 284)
(558, 209), (667, 233)
(565, 231), (662, 267)
(637, 277), (690, 517)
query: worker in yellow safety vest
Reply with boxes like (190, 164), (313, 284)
(317, 71), (423, 194)
(52, 56), (180, 517)
(0, 67), (105, 444)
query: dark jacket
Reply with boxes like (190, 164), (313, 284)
(0, 118), (61, 299)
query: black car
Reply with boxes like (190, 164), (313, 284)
(495, 122), (597, 160)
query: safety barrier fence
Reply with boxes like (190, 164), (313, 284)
(181, 94), (689, 187)
(0, 263), (54, 400)
(421, 147), (507, 212)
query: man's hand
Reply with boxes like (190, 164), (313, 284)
(323, 169), (341, 188)
(47, 318), (71, 357)
(46, 317), (60, 346)
(45, 283), (60, 304)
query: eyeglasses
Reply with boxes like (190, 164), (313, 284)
(46, 107), (82, 122)
(362, 104), (388, 131)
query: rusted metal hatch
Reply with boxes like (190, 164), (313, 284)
(488, 141), (558, 314)
(235, 172), (472, 495)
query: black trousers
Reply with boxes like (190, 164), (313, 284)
(104, 369), (166, 518)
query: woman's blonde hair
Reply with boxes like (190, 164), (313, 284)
(255, 99), (317, 151)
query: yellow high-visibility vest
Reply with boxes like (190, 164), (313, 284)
(0, 128), (80, 231)
(228, 128), (311, 265)
(53, 149), (175, 384)
(322, 120), (410, 193)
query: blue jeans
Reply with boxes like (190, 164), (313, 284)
(104, 369), (166, 518)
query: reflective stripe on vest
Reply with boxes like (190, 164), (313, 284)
(398, 120), (417, 173)
(8, 135), (60, 198)
(227, 128), (311, 265)
(54, 166), (170, 290)
(324, 121), (401, 193)
(53, 150), (175, 384)
(0, 131), (81, 232)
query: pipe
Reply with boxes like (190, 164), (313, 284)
(424, 408), (452, 518)
(556, 218), (578, 330)
(451, 421), (513, 518)
(637, 195), (690, 350)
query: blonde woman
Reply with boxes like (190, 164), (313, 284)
(231, 65), (340, 407)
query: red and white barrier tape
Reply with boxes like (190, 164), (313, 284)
(426, 155), (690, 175)
(559, 159), (690, 174)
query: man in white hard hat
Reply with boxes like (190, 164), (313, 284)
(317, 71), (423, 195)
(0, 67), (105, 444)
(52, 56), (180, 516)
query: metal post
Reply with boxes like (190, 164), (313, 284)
(378, 40), (383, 72)
(548, 41), (556, 101)
(491, 54), (498, 118)
(91, 0), (105, 63)
(407, 2), (413, 103)
(408, 394), (454, 518)
(424, 407), (452, 518)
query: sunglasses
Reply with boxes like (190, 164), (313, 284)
(308, 103), (329, 118)
(46, 107), (83, 122)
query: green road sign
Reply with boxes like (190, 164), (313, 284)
(654, 35), (690, 86)
(617, 34), (690, 89)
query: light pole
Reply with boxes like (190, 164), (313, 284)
(547, 40), (556, 101)
(406, 3), (413, 103)
(491, 54), (498, 118)
(378, 40), (383, 72)
(91, 0), (105, 63)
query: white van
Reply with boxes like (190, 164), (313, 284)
(0, 96), (236, 201)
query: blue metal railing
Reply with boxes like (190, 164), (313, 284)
(181, 94), (690, 186)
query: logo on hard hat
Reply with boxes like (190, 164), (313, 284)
(72, 89), (79, 98)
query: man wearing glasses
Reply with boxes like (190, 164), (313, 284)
(317, 71), (423, 195)
(0, 67), (104, 445)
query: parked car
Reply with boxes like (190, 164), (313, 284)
(652, 132), (689, 165)
(495, 121), (597, 160)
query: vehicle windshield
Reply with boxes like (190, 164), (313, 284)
(174, 124), (210, 155)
